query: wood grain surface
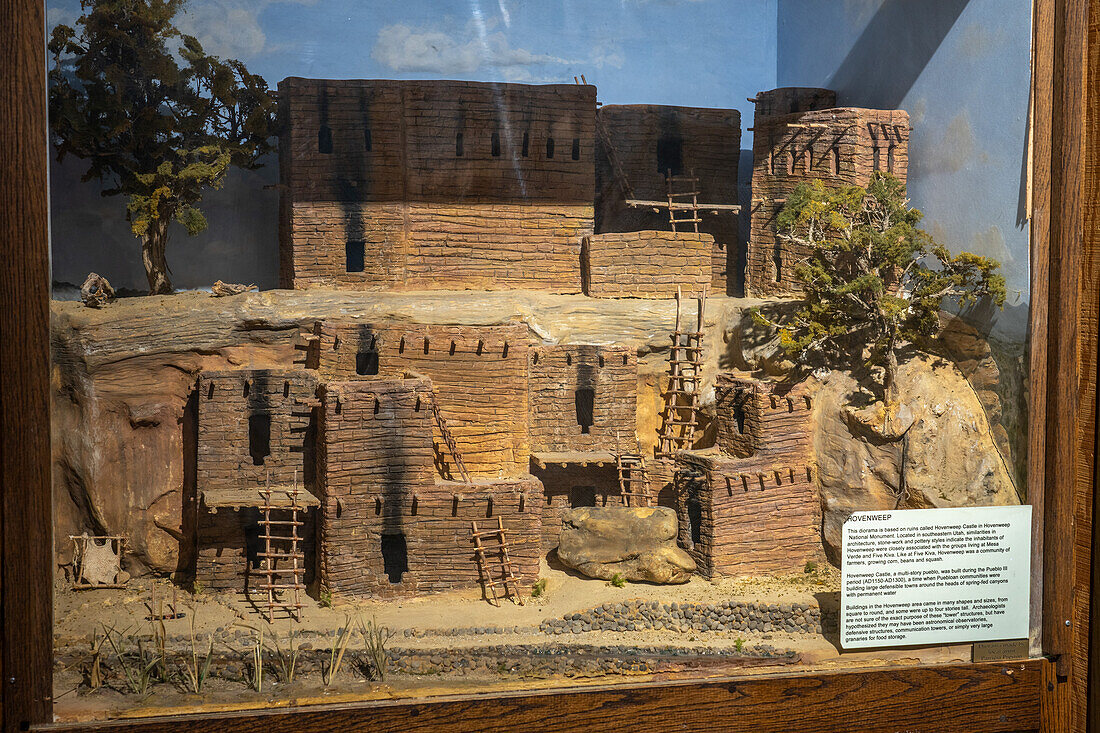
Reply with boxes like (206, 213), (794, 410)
(38, 662), (1041, 733)
(0, 0), (1094, 731)
(0, 0), (55, 731)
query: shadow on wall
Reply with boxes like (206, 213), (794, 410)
(49, 152), (282, 293)
(824, 0), (973, 108)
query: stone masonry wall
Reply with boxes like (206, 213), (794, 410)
(317, 380), (542, 598)
(595, 105), (740, 294)
(197, 369), (319, 493)
(747, 105), (910, 296)
(582, 231), (713, 299)
(677, 452), (820, 577)
(279, 78), (595, 292)
(311, 321), (533, 478)
(677, 375), (818, 577)
(194, 503), (316, 592)
(714, 375), (813, 459)
(528, 344), (637, 453)
(750, 87), (836, 118)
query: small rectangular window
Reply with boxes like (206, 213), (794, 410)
(571, 137), (580, 161)
(575, 387), (595, 434)
(248, 413), (271, 466)
(491, 131), (501, 157)
(364, 127), (372, 152)
(356, 351), (379, 375)
(318, 125), (333, 154)
(546, 137), (555, 158)
(456, 131), (464, 157)
(521, 131), (529, 157)
(346, 240), (365, 273)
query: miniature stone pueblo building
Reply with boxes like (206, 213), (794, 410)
(184, 79), (909, 608)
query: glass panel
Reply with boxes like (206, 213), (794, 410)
(46, 0), (1033, 721)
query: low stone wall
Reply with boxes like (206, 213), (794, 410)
(582, 231), (713, 299)
(537, 599), (823, 635)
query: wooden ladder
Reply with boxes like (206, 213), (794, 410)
(667, 168), (701, 233)
(258, 472), (305, 623)
(656, 286), (707, 459)
(426, 391), (472, 483)
(471, 517), (524, 606)
(616, 451), (652, 507)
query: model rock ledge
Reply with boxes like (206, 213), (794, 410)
(556, 506), (697, 584)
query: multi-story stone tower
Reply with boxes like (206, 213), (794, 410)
(746, 88), (910, 296)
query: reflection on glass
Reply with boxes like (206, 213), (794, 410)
(46, 0), (1032, 721)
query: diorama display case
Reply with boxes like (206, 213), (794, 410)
(3, 0), (1100, 731)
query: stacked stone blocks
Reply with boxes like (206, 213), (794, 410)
(581, 232), (713, 298)
(279, 78), (595, 292)
(677, 374), (820, 577)
(747, 88), (910, 296)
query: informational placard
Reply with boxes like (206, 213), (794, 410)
(841, 505), (1031, 649)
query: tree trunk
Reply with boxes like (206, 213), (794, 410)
(141, 215), (172, 295)
(883, 348), (900, 433)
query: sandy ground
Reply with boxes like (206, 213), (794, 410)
(52, 559), (976, 722)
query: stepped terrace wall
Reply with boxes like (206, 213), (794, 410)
(308, 321), (533, 478)
(595, 105), (740, 294)
(582, 231), (712, 298)
(279, 78), (595, 292)
(317, 380), (542, 598)
(747, 105), (910, 296)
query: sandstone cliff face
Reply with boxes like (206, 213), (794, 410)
(811, 352), (1020, 563)
(50, 289), (742, 573)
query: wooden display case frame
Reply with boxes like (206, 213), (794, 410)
(2, 0), (1098, 730)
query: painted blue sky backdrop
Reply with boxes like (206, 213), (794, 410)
(47, 0), (1034, 344)
(47, 0), (778, 115)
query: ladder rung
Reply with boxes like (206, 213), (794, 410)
(257, 583), (305, 590)
(259, 552), (304, 560)
(261, 520), (304, 526)
(259, 535), (301, 541)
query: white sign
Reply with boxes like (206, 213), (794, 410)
(841, 505), (1032, 649)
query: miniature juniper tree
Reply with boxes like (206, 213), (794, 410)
(48, 0), (276, 294)
(755, 172), (1006, 407)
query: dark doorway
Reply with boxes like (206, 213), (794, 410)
(575, 387), (595, 434)
(569, 485), (597, 508)
(381, 534), (408, 584)
(656, 135), (683, 176)
(346, 241), (366, 273)
(248, 413), (271, 466)
(687, 498), (703, 545)
(356, 350), (379, 376)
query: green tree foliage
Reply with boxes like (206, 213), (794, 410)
(756, 172), (1006, 404)
(48, 0), (276, 294)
